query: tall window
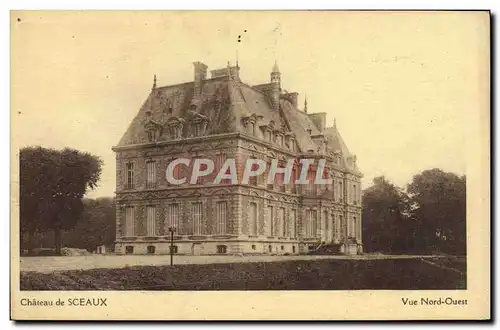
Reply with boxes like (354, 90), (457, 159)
(353, 184), (357, 204)
(215, 201), (228, 234)
(305, 210), (313, 238)
(278, 207), (285, 237)
(166, 204), (179, 231)
(249, 202), (258, 236)
(268, 205), (274, 236)
(308, 210), (318, 238)
(125, 206), (135, 236)
(146, 161), (156, 188)
(348, 216), (352, 238)
(147, 130), (157, 142)
(168, 158), (183, 184)
(324, 210), (329, 241)
(249, 159), (259, 186)
(333, 214), (338, 241)
(192, 202), (203, 235)
(338, 181), (343, 202)
(331, 179), (336, 200)
(339, 215), (344, 239)
(146, 206), (156, 236)
(126, 162), (134, 189)
(290, 209), (297, 238)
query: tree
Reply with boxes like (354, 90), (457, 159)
(20, 146), (103, 254)
(362, 176), (412, 253)
(66, 197), (116, 251)
(407, 169), (466, 255)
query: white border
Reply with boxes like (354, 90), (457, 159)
(5, 1), (496, 328)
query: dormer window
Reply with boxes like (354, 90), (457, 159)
(188, 111), (209, 137)
(165, 117), (185, 140)
(194, 124), (201, 137)
(173, 126), (182, 139)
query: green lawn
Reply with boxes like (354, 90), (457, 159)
(20, 257), (466, 291)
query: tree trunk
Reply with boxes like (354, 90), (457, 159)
(54, 228), (62, 255)
(27, 230), (34, 255)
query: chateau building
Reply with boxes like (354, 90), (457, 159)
(112, 61), (363, 255)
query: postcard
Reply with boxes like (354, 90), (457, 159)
(11, 10), (490, 320)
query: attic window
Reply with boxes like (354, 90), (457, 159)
(173, 126), (182, 139)
(147, 130), (157, 142)
(194, 124), (201, 137)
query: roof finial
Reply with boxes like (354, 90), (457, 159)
(152, 74), (157, 90)
(304, 94), (308, 113)
(227, 61), (233, 80)
(272, 60), (280, 73)
(333, 117), (337, 128)
(236, 50), (239, 68)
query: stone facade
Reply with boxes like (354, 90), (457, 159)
(113, 61), (363, 255)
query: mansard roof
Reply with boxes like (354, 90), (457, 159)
(115, 62), (360, 175)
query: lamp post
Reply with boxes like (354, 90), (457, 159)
(168, 227), (176, 266)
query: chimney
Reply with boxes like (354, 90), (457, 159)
(270, 61), (281, 111)
(193, 61), (208, 100)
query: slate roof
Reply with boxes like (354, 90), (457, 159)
(115, 63), (360, 174)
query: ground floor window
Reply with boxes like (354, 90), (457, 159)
(216, 245), (227, 254)
(169, 245), (178, 254)
(147, 245), (156, 254)
(125, 246), (134, 254)
(292, 246), (296, 253)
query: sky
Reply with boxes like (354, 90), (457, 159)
(11, 11), (488, 198)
